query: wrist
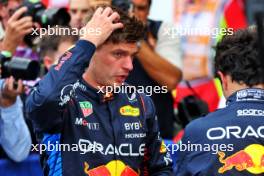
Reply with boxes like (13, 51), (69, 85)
(2, 39), (16, 55)
(0, 95), (16, 107)
(80, 35), (99, 48)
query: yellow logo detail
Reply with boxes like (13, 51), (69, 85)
(120, 105), (140, 117)
(160, 140), (167, 153)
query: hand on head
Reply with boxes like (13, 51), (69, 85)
(80, 7), (124, 47)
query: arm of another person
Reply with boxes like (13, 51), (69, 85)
(174, 118), (209, 175)
(136, 23), (182, 90)
(0, 79), (31, 162)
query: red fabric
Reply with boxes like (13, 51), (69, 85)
(174, 79), (220, 112)
(41, 0), (49, 7)
(173, 130), (184, 143)
(224, 0), (247, 30)
(41, 0), (69, 8)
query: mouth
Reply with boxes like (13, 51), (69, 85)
(115, 75), (128, 83)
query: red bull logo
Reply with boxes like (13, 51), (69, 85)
(159, 140), (167, 153)
(261, 155), (264, 168)
(84, 160), (139, 176)
(218, 144), (264, 174)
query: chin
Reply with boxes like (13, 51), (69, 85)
(112, 82), (123, 87)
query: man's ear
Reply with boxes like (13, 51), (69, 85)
(218, 71), (227, 91)
(43, 56), (53, 70)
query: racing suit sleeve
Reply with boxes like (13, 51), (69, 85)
(174, 124), (192, 175)
(26, 40), (96, 133)
(142, 94), (173, 175)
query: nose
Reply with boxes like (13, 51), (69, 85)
(122, 56), (133, 72)
(76, 10), (83, 20)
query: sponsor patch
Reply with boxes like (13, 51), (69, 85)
(120, 105), (140, 117)
(79, 101), (93, 117)
(75, 118), (99, 130)
(237, 109), (264, 117)
(218, 144), (264, 174)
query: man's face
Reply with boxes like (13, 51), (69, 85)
(44, 41), (74, 70)
(132, 0), (150, 24)
(69, 0), (90, 29)
(54, 41), (74, 64)
(88, 42), (138, 87)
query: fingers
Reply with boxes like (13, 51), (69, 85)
(15, 17), (33, 33)
(105, 9), (123, 30)
(108, 12), (120, 22)
(94, 7), (104, 16)
(14, 16), (33, 27)
(8, 6), (27, 22)
(82, 6), (124, 46)
(3, 8), (33, 52)
(102, 7), (113, 17)
(3, 77), (24, 95)
(0, 77), (22, 106)
(112, 22), (124, 30)
(7, 76), (14, 91)
(22, 28), (33, 35)
(16, 79), (24, 94)
(18, 22), (33, 32)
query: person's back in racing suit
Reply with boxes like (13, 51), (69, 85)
(175, 88), (264, 175)
(175, 27), (264, 176)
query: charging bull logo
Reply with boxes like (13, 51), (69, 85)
(218, 144), (264, 174)
(84, 160), (138, 176)
(261, 155), (264, 168)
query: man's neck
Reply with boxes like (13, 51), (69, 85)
(227, 83), (264, 98)
(82, 71), (101, 90)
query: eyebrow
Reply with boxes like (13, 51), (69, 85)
(112, 49), (139, 55)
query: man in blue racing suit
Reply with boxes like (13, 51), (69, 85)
(175, 27), (264, 175)
(26, 6), (173, 176)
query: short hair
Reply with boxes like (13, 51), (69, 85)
(38, 26), (79, 59)
(148, 0), (152, 7)
(215, 27), (263, 87)
(85, 6), (144, 45)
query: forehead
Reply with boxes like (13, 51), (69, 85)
(69, 0), (90, 9)
(132, 0), (149, 5)
(89, 0), (111, 6)
(7, 0), (20, 9)
(99, 42), (139, 53)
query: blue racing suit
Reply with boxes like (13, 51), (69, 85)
(175, 88), (264, 176)
(26, 40), (173, 176)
